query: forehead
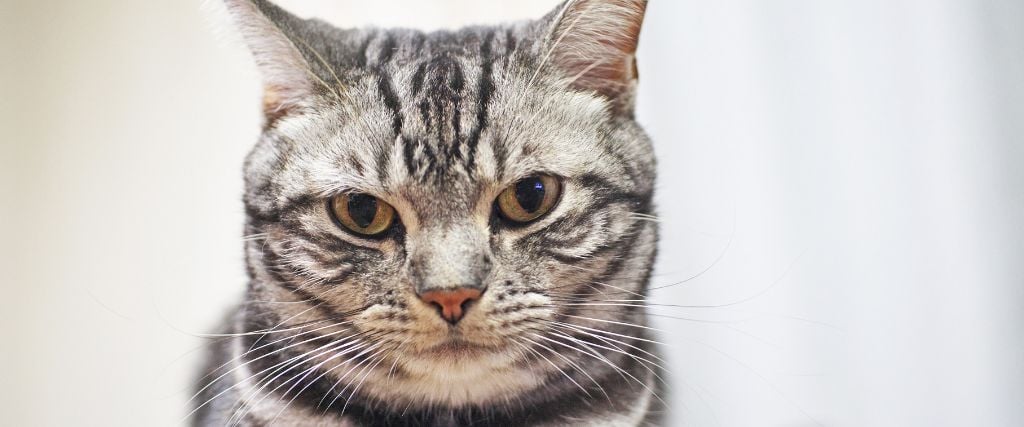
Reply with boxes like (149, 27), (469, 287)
(265, 27), (619, 207)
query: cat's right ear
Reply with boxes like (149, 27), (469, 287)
(222, 0), (322, 124)
(539, 0), (647, 115)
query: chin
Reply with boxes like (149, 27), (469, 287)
(360, 339), (542, 408)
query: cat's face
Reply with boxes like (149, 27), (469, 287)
(230, 0), (655, 408)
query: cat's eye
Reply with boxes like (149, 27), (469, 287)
(329, 193), (396, 236)
(496, 175), (561, 224)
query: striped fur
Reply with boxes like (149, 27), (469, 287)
(194, 1), (661, 425)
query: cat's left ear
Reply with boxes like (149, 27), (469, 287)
(542, 0), (647, 115)
(222, 0), (333, 125)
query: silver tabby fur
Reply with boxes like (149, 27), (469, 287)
(194, 0), (662, 425)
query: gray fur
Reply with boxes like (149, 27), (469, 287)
(194, 1), (661, 425)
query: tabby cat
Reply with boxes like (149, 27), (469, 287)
(193, 0), (661, 425)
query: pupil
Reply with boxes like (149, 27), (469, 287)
(514, 178), (545, 213)
(347, 194), (378, 228)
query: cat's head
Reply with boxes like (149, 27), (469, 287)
(227, 0), (656, 408)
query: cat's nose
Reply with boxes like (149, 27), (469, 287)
(417, 287), (483, 324)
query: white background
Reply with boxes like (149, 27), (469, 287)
(2, 1), (1022, 425)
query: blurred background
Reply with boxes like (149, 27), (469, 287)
(2, 0), (1022, 425)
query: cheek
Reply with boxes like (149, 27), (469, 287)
(350, 256), (407, 296)
(486, 237), (590, 300)
(301, 248), (407, 313)
(524, 250), (618, 304)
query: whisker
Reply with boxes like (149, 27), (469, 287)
(226, 333), (374, 426)
(531, 331), (667, 408)
(510, 338), (592, 399)
(192, 320), (350, 402)
(242, 233), (268, 242)
(544, 326), (669, 393)
(319, 341), (391, 411)
(268, 334), (395, 424)
(562, 314), (663, 333)
(549, 321), (669, 367)
(520, 334), (609, 401)
(338, 343), (396, 416)
(186, 325), (358, 422)
(246, 302), (329, 351)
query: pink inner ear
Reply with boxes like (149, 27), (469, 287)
(549, 0), (647, 102)
(262, 86), (287, 124)
(225, 0), (319, 126)
(261, 81), (311, 126)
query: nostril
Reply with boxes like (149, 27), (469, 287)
(428, 301), (445, 317)
(460, 298), (475, 313)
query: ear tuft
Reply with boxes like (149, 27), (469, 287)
(544, 0), (647, 113)
(223, 0), (319, 123)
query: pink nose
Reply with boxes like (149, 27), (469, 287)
(418, 287), (483, 324)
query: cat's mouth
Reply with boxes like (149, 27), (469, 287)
(422, 338), (495, 358)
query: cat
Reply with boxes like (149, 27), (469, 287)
(193, 0), (662, 425)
